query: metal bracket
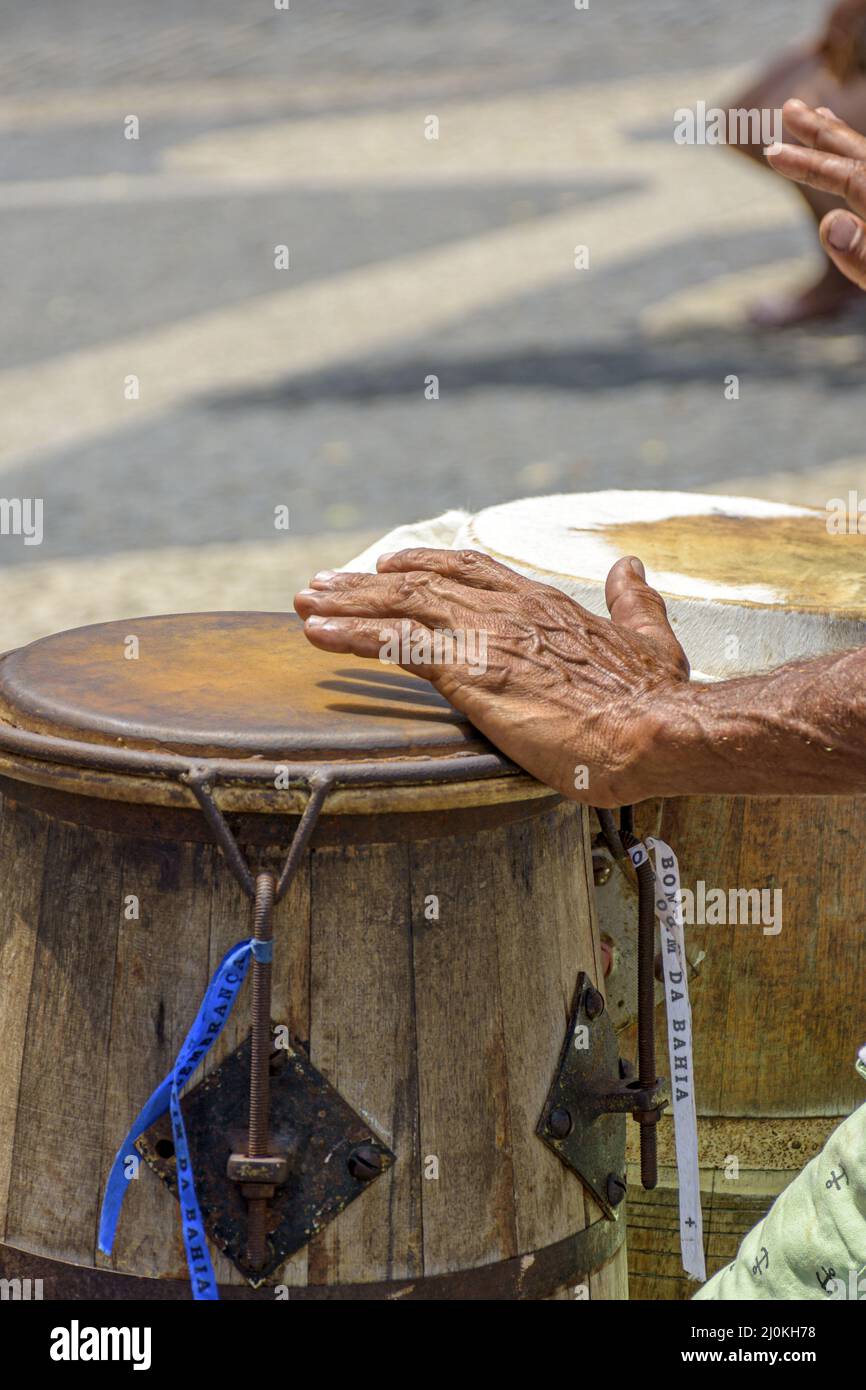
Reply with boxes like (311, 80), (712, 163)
(138, 1030), (396, 1283)
(536, 972), (669, 1218)
(181, 765), (333, 901)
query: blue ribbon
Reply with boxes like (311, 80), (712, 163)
(98, 938), (255, 1300)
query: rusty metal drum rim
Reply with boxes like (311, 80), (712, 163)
(0, 1215), (624, 1299)
(0, 717), (549, 814)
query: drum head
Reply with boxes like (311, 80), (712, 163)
(456, 491), (866, 678)
(0, 613), (490, 760)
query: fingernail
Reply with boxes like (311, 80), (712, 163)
(827, 212), (861, 251)
(306, 615), (329, 628)
(296, 588), (316, 598)
(312, 569), (336, 582)
(764, 141), (783, 158)
(628, 556), (645, 578)
(377, 551), (396, 565)
(816, 105), (837, 119)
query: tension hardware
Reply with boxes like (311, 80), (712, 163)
(138, 1032), (395, 1281)
(538, 805), (669, 1208)
(174, 767), (391, 1275)
(599, 807), (667, 1188)
(537, 972), (668, 1217)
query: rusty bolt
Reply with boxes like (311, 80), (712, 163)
(584, 985), (605, 1020)
(592, 853), (612, 886)
(547, 1107), (573, 1139)
(606, 1173), (627, 1207)
(348, 1144), (383, 1181)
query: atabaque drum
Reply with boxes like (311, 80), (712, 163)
(0, 612), (626, 1300)
(458, 489), (866, 1298)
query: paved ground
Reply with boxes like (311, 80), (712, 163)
(2, 0), (863, 648)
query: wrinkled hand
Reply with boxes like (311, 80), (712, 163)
(294, 549), (689, 807)
(766, 99), (866, 288)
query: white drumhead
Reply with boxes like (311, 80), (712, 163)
(454, 491), (866, 679)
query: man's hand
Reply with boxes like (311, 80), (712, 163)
(294, 548), (689, 807)
(766, 98), (866, 288)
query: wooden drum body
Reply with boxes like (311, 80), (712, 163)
(625, 789), (866, 1298)
(461, 489), (866, 1299)
(0, 613), (625, 1300)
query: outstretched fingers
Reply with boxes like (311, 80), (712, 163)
(765, 101), (866, 223)
(765, 138), (866, 211)
(303, 615), (438, 679)
(764, 109), (866, 291)
(780, 98), (866, 160)
(296, 568), (486, 628)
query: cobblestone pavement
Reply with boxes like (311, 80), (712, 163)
(2, 0), (862, 649)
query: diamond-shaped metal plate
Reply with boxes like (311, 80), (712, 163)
(536, 973), (627, 1219)
(137, 1030), (395, 1282)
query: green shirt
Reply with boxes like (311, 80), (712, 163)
(694, 1093), (866, 1301)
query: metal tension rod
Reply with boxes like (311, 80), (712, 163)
(182, 767), (334, 1269)
(619, 822), (660, 1190)
(594, 805), (663, 1191)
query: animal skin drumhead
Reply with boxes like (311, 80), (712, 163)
(453, 490), (866, 679)
(0, 612), (489, 760)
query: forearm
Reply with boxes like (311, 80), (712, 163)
(636, 647), (866, 799)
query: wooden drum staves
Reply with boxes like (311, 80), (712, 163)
(459, 489), (866, 1300)
(0, 612), (626, 1300)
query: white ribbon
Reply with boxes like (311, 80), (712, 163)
(627, 836), (706, 1282)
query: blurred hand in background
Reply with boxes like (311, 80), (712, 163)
(726, 1), (866, 325)
(766, 98), (866, 292)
